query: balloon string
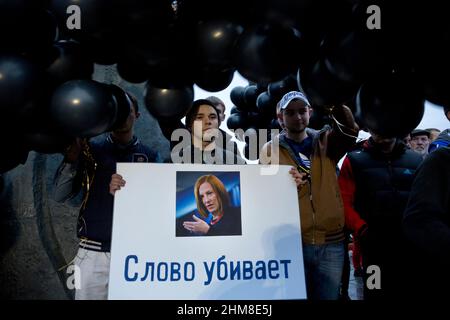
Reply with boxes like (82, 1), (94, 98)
(330, 114), (365, 143)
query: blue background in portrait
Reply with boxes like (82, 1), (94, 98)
(176, 171), (241, 219)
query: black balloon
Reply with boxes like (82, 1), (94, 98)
(157, 118), (186, 144)
(260, 0), (316, 30)
(243, 85), (261, 108)
(323, 31), (389, 84)
(50, 80), (118, 138)
(270, 118), (282, 130)
(121, 22), (195, 87)
(243, 128), (259, 161)
(116, 59), (149, 84)
(298, 60), (360, 108)
(0, 3), (54, 53)
(23, 131), (73, 154)
(107, 85), (132, 131)
(0, 55), (44, 117)
(416, 28), (450, 107)
(267, 74), (298, 101)
(230, 86), (247, 109)
(256, 91), (277, 119)
(234, 24), (302, 85)
(46, 40), (94, 85)
(177, 0), (256, 25)
(230, 106), (240, 115)
(194, 20), (243, 69)
(356, 72), (425, 138)
(194, 67), (234, 92)
(227, 113), (249, 130)
(0, 0), (46, 13)
(144, 84), (194, 120)
(83, 35), (121, 65)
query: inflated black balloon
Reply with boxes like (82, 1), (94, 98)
(256, 91), (277, 119)
(249, 111), (272, 130)
(243, 128), (259, 161)
(107, 85), (132, 131)
(121, 23), (194, 87)
(177, 0), (256, 25)
(298, 60), (360, 108)
(46, 40), (94, 85)
(227, 113), (249, 130)
(308, 106), (331, 130)
(267, 74), (298, 101)
(0, 55), (44, 117)
(144, 84), (194, 120)
(116, 59), (149, 84)
(230, 106), (240, 115)
(270, 118), (282, 130)
(23, 131), (73, 154)
(194, 67), (234, 92)
(83, 35), (121, 65)
(230, 86), (247, 109)
(114, 0), (173, 28)
(243, 85), (261, 108)
(356, 72), (425, 138)
(1, 9), (58, 56)
(323, 31), (389, 84)
(260, 0), (316, 30)
(157, 118), (186, 144)
(194, 20), (243, 69)
(144, 60), (194, 88)
(50, 80), (118, 138)
(234, 24), (302, 85)
(416, 28), (450, 107)
(0, 0), (46, 13)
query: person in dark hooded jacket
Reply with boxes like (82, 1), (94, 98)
(338, 130), (422, 300)
(402, 106), (450, 299)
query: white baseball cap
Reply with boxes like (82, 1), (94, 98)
(278, 91), (311, 110)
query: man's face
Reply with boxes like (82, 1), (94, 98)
(215, 104), (226, 122)
(403, 134), (411, 148)
(279, 100), (312, 134)
(410, 134), (430, 155)
(428, 130), (440, 141)
(199, 182), (219, 214)
(192, 105), (219, 141)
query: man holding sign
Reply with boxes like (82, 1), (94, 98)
(259, 91), (359, 300)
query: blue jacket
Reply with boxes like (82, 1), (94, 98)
(54, 134), (160, 251)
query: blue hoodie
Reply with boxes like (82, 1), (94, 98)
(429, 129), (450, 153)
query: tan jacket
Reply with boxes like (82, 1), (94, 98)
(260, 106), (358, 245)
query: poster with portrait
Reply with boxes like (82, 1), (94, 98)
(108, 163), (306, 300)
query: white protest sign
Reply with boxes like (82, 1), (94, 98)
(108, 163), (306, 300)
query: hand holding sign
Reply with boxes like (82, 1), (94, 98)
(289, 167), (308, 188)
(110, 173), (126, 196)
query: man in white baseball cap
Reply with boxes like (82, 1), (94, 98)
(260, 90), (359, 300)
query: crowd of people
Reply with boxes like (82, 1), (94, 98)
(53, 87), (450, 300)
